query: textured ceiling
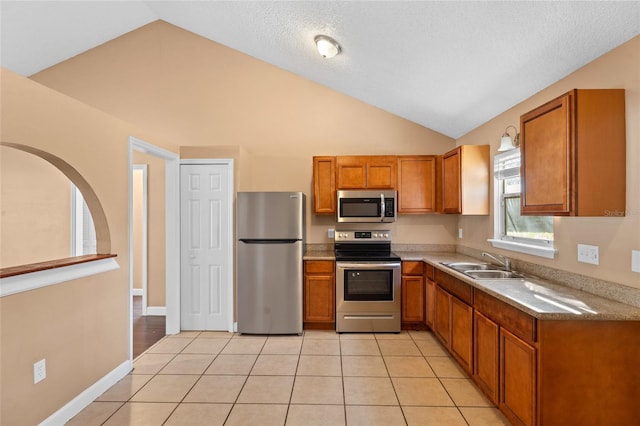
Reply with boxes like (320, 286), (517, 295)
(1, 1), (639, 138)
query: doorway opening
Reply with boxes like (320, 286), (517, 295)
(128, 137), (180, 361)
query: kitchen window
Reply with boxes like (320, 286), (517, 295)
(489, 149), (557, 259)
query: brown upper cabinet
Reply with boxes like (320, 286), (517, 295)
(442, 145), (490, 214)
(397, 156), (439, 214)
(336, 156), (396, 189)
(520, 89), (626, 216)
(313, 156), (336, 214)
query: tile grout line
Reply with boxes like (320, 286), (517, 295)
(99, 333), (200, 425)
(160, 332), (234, 425)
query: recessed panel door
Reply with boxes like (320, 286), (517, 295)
(180, 163), (232, 330)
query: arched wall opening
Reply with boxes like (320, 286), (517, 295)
(1, 141), (112, 262)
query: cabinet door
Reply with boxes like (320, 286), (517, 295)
(474, 311), (499, 404)
(313, 156), (336, 214)
(434, 286), (451, 346)
(500, 328), (536, 426)
(304, 274), (335, 323)
(336, 157), (367, 189)
(442, 148), (462, 214)
(397, 156), (437, 213)
(520, 92), (572, 215)
(425, 278), (435, 329)
(336, 156), (396, 189)
(402, 275), (425, 322)
(366, 157), (396, 189)
(450, 296), (473, 373)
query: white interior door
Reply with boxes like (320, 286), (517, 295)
(180, 162), (233, 331)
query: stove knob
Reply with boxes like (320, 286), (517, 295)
(384, 233), (389, 238)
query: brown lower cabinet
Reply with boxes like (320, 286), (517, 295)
(500, 328), (536, 426)
(303, 260), (335, 330)
(401, 261), (426, 329)
(473, 311), (499, 404)
(433, 271), (473, 374)
(433, 266), (640, 426)
(424, 264), (436, 329)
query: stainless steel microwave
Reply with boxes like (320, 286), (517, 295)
(337, 190), (397, 223)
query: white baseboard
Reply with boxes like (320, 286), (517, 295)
(131, 288), (143, 296)
(39, 360), (132, 426)
(146, 306), (166, 316)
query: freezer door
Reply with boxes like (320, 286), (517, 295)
(237, 240), (303, 334)
(237, 192), (305, 240)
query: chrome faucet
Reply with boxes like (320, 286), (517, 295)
(482, 252), (511, 271)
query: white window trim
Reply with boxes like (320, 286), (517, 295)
(488, 238), (557, 259)
(489, 149), (557, 259)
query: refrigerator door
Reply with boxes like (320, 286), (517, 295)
(237, 240), (303, 334)
(237, 192), (305, 240)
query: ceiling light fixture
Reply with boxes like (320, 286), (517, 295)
(314, 35), (341, 58)
(499, 125), (520, 151)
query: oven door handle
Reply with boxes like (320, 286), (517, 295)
(380, 193), (385, 222)
(337, 262), (400, 269)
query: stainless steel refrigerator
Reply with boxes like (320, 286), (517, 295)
(236, 192), (306, 334)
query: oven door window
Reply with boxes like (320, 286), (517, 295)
(343, 269), (393, 301)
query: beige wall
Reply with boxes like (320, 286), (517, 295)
(0, 146), (71, 267)
(456, 36), (640, 290)
(132, 168), (144, 289)
(32, 21), (459, 246)
(0, 68), (171, 425)
(132, 151), (166, 307)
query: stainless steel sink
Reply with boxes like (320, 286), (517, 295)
(441, 262), (524, 279)
(464, 270), (524, 279)
(443, 262), (494, 271)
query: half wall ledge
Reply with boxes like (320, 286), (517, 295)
(0, 254), (119, 297)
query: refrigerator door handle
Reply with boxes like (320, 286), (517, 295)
(239, 239), (300, 244)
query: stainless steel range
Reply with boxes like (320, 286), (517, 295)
(335, 230), (401, 333)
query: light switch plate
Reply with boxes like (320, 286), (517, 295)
(577, 244), (599, 265)
(458, 228), (463, 239)
(632, 250), (640, 273)
(328, 228), (335, 239)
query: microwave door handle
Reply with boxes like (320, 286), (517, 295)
(380, 193), (385, 222)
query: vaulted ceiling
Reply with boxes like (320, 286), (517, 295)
(1, 1), (638, 138)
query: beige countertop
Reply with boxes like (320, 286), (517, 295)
(303, 248), (640, 320)
(303, 250), (335, 261)
(395, 251), (640, 321)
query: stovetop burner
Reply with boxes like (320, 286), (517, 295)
(334, 230), (400, 262)
(334, 250), (401, 262)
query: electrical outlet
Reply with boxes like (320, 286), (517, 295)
(33, 359), (46, 384)
(632, 250), (640, 273)
(577, 244), (599, 265)
(458, 228), (463, 239)
(328, 228), (335, 239)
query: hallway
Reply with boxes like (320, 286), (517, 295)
(133, 296), (165, 359)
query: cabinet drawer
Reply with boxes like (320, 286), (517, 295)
(402, 261), (424, 275)
(475, 290), (537, 345)
(435, 269), (473, 305)
(305, 260), (335, 274)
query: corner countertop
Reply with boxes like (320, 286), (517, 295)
(396, 251), (640, 321)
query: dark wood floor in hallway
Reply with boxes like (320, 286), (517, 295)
(133, 296), (165, 358)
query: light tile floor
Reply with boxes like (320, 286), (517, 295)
(67, 330), (510, 425)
